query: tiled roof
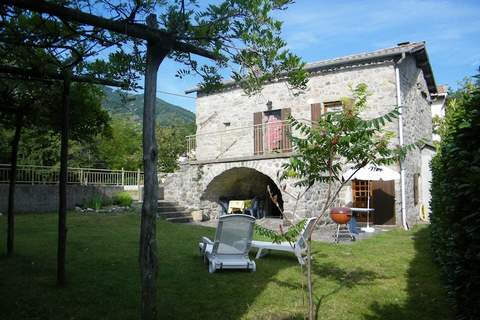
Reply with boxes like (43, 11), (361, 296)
(305, 42), (425, 71)
(187, 41), (437, 94)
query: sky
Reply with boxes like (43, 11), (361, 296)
(154, 0), (480, 112)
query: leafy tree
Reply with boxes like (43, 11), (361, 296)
(430, 71), (480, 320)
(156, 122), (195, 172)
(95, 116), (143, 170)
(257, 84), (415, 319)
(1, 1), (134, 285)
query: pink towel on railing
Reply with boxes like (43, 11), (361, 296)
(266, 115), (283, 151)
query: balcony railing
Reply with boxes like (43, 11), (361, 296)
(0, 164), (144, 186)
(186, 120), (295, 161)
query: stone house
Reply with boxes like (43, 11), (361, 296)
(164, 41), (438, 227)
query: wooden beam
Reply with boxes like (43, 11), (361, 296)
(2, 0), (218, 60)
(0, 65), (127, 87)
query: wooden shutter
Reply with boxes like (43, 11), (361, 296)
(280, 107), (291, 121)
(280, 108), (292, 152)
(311, 103), (321, 127)
(371, 180), (396, 225)
(253, 112), (263, 155)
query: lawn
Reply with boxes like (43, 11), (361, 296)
(0, 212), (451, 320)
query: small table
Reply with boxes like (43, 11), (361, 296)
(350, 207), (375, 233)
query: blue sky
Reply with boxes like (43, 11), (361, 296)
(154, 0), (480, 112)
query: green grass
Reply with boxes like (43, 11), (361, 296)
(0, 213), (452, 320)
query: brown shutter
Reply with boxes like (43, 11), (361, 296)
(253, 112), (263, 155)
(281, 108), (292, 152)
(311, 103), (321, 127)
(280, 107), (291, 121)
(371, 180), (396, 225)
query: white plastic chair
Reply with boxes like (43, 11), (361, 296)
(251, 217), (317, 265)
(199, 214), (256, 273)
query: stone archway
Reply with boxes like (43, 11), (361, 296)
(201, 167), (283, 218)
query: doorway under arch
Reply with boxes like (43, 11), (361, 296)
(201, 167), (283, 218)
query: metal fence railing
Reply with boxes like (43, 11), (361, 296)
(0, 164), (144, 186)
(186, 120), (297, 161)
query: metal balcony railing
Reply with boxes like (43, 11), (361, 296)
(186, 120), (295, 161)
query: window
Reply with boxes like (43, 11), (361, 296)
(324, 101), (343, 114)
(352, 180), (370, 208)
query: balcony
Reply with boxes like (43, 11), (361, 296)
(186, 120), (295, 162)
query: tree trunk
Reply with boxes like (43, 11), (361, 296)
(57, 70), (71, 286)
(6, 111), (23, 256)
(139, 14), (168, 320)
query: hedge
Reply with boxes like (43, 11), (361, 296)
(430, 76), (480, 320)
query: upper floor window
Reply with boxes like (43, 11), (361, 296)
(324, 101), (344, 114)
(311, 101), (344, 124)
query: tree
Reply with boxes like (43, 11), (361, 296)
(430, 72), (480, 320)
(94, 116), (143, 170)
(257, 84), (417, 319)
(156, 122), (195, 172)
(0, 5), (131, 284)
(0, 77), (114, 255)
(2, 1), (308, 318)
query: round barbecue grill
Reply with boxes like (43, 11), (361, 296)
(330, 207), (355, 242)
(330, 207), (352, 224)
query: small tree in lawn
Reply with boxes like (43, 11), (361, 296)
(279, 83), (417, 319)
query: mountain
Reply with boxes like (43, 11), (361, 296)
(102, 87), (195, 126)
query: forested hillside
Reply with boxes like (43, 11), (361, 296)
(0, 86), (195, 172)
(102, 87), (195, 126)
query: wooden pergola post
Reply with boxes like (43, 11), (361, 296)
(6, 110), (23, 256)
(139, 14), (169, 320)
(57, 68), (71, 286)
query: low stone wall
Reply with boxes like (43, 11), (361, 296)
(0, 184), (124, 213)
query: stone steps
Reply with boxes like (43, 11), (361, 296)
(157, 200), (192, 223)
(166, 216), (193, 223)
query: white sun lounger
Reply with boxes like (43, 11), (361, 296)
(251, 217), (317, 265)
(199, 214), (256, 273)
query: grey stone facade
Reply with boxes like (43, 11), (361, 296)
(164, 157), (333, 222)
(167, 42), (436, 226)
(398, 56), (434, 226)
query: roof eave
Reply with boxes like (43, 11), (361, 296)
(187, 43), (438, 95)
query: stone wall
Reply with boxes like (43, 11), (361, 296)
(0, 184), (124, 213)
(164, 158), (334, 222)
(399, 56), (433, 226)
(169, 56), (434, 226)
(195, 62), (398, 161)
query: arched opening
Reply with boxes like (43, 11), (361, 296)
(202, 167), (283, 218)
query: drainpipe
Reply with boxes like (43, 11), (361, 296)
(395, 53), (409, 230)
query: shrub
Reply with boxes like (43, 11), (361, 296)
(84, 194), (113, 210)
(85, 194), (103, 210)
(430, 75), (480, 320)
(113, 192), (133, 207)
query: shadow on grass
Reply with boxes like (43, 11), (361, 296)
(362, 226), (453, 320)
(0, 214), (295, 320)
(312, 261), (383, 318)
(270, 259), (383, 319)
